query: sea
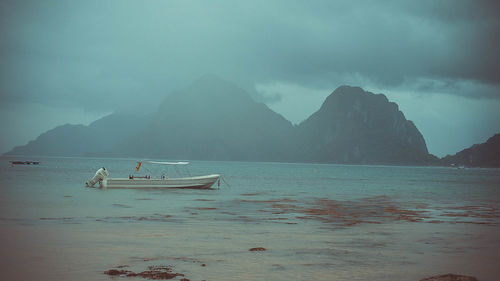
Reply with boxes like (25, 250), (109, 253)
(1, 156), (499, 281)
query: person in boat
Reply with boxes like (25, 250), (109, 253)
(85, 167), (109, 188)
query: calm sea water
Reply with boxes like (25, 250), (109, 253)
(1, 156), (499, 281)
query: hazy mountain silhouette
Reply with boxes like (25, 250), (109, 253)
(112, 74), (295, 161)
(5, 113), (149, 157)
(294, 86), (435, 164)
(5, 75), (443, 165)
(441, 133), (500, 167)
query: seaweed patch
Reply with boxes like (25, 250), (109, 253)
(104, 265), (185, 280)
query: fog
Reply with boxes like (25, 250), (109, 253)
(1, 0), (499, 156)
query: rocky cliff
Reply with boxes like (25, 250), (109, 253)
(441, 133), (500, 167)
(294, 86), (433, 164)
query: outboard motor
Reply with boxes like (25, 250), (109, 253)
(86, 167), (109, 188)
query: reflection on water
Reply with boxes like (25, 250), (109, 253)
(0, 157), (499, 281)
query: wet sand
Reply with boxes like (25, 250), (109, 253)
(2, 196), (499, 281)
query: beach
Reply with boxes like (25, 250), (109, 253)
(1, 157), (499, 281)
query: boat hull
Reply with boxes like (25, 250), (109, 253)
(103, 174), (220, 189)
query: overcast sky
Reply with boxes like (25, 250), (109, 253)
(1, 0), (499, 157)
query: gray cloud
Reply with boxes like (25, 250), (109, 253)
(1, 0), (499, 155)
(1, 0), (499, 112)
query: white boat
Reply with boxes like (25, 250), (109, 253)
(86, 161), (220, 189)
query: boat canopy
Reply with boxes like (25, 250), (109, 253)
(141, 161), (190, 165)
(135, 160), (190, 172)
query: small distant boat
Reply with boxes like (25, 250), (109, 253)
(86, 161), (220, 189)
(10, 160), (40, 166)
(451, 163), (467, 169)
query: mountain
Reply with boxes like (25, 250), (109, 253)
(112, 74), (295, 161)
(5, 76), (436, 165)
(294, 86), (434, 164)
(441, 134), (500, 167)
(5, 113), (149, 157)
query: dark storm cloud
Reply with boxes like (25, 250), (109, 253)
(0, 0), (499, 113)
(412, 1), (500, 86)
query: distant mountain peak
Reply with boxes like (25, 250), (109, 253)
(116, 75), (295, 161)
(333, 85), (365, 95)
(297, 85), (431, 164)
(320, 86), (390, 112)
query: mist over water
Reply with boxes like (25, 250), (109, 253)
(1, 157), (499, 281)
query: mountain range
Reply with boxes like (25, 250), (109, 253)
(4, 75), (498, 167)
(6, 113), (149, 157)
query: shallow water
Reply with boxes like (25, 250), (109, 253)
(1, 156), (499, 281)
